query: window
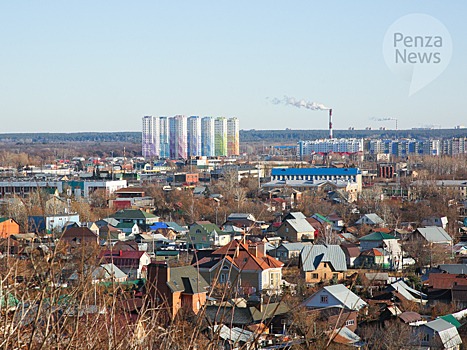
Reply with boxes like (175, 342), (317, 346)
(421, 333), (430, 343)
(220, 273), (227, 283)
(345, 319), (355, 326)
(320, 295), (328, 304)
(311, 273), (319, 279)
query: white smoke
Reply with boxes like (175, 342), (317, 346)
(371, 117), (397, 121)
(268, 96), (331, 111)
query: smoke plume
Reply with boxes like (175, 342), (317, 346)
(268, 96), (330, 111)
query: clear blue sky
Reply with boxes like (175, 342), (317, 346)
(0, 1), (465, 132)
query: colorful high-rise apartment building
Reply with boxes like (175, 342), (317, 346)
(169, 115), (187, 159)
(214, 117), (227, 157)
(187, 116), (202, 157)
(227, 117), (240, 156)
(201, 117), (215, 157)
(159, 116), (170, 158)
(142, 116), (160, 158)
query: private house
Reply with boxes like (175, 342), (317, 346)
(355, 248), (391, 269)
(110, 186), (154, 210)
(422, 216), (448, 229)
(154, 250), (180, 262)
(384, 280), (428, 305)
(426, 273), (467, 307)
(193, 240), (283, 295)
(355, 213), (384, 226)
(115, 222), (140, 236)
(29, 213), (80, 234)
(45, 193), (70, 213)
(269, 242), (312, 263)
(188, 221), (230, 249)
(276, 218), (315, 242)
(0, 218), (20, 238)
(302, 284), (367, 332)
(95, 218), (120, 228)
(302, 284), (368, 311)
(109, 209), (159, 231)
(68, 263), (127, 284)
(205, 302), (290, 335)
(358, 231), (402, 270)
(224, 213), (257, 231)
(98, 225), (125, 243)
(99, 250), (151, 279)
(326, 213), (345, 229)
(412, 318), (462, 349)
(300, 245), (347, 283)
(147, 263), (209, 319)
(61, 227), (99, 246)
(340, 243), (361, 268)
(283, 212), (307, 221)
(412, 226), (453, 245)
(81, 222), (100, 236)
(149, 222), (178, 241)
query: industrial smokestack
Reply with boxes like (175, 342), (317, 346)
(268, 96), (333, 136)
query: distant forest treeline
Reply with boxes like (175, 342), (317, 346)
(1, 129), (467, 144)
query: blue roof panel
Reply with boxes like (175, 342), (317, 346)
(271, 167), (361, 176)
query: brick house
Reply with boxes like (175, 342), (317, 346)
(0, 218), (20, 238)
(193, 240), (283, 295)
(147, 263), (209, 319)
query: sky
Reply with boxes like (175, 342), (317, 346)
(0, 1), (466, 133)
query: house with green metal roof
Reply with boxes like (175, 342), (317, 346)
(109, 209), (159, 231)
(188, 221), (231, 249)
(359, 232), (402, 270)
(116, 222), (140, 236)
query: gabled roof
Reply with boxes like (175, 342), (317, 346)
(227, 213), (256, 221)
(355, 213), (384, 225)
(386, 280), (427, 302)
(360, 248), (384, 257)
(359, 231), (397, 241)
(340, 243), (361, 258)
(438, 264), (467, 275)
(166, 266), (209, 294)
(312, 213), (332, 224)
(110, 209), (158, 220)
(285, 212), (307, 220)
(439, 314), (462, 329)
(165, 221), (186, 232)
(116, 222), (138, 229)
(428, 273), (467, 289)
(308, 284), (367, 310)
(423, 318), (462, 348)
(332, 326), (362, 346)
(301, 245), (347, 272)
(191, 221), (224, 234)
(284, 219), (315, 233)
(398, 311), (422, 323)
(150, 222), (169, 230)
(416, 226), (452, 243)
(277, 242), (310, 252)
(62, 227), (98, 238)
(199, 240), (283, 272)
